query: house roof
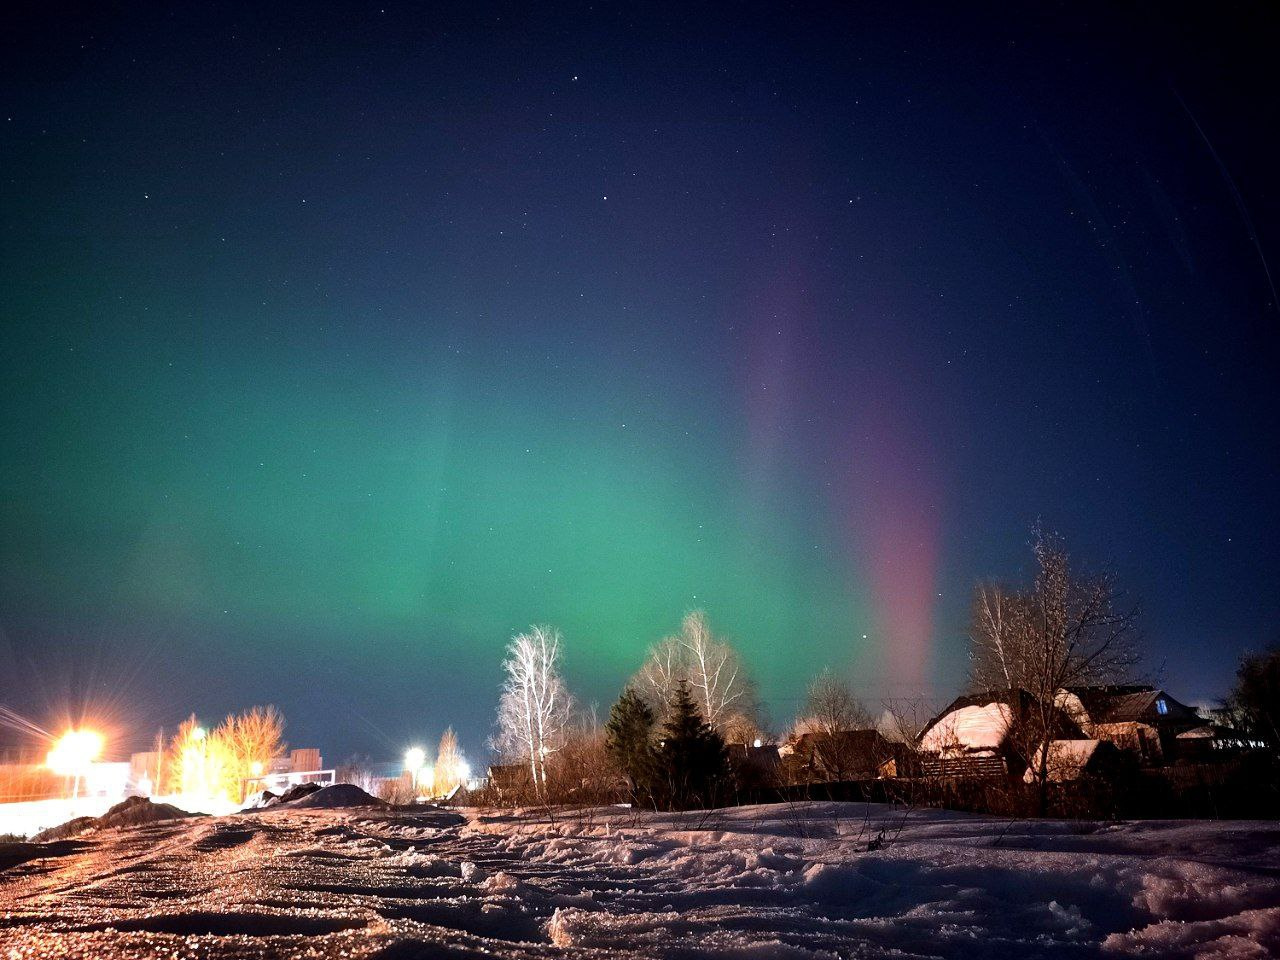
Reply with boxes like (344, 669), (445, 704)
(793, 730), (890, 755)
(1023, 739), (1111, 782)
(1176, 724), (1239, 740)
(789, 729), (902, 779)
(920, 689), (1086, 754)
(921, 689), (1038, 738)
(1064, 686), (1198, 724)
(920, 701), (1014, 754)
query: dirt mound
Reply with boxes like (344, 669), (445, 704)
(34, 797), (198, 841)
(99, 796), (196, 829)
(31, 816), (98, 842)
(272, 782), (324, 805)
(283, 783), (387, 809)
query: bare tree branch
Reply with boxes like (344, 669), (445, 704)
(632, 611), (758, 738)
(494, 625), (574, 796)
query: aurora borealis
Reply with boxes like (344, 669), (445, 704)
(2, 2), (1278, 760)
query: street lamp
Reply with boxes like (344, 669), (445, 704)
(404, 747), (426, 795)
(47, 729), (104, 801)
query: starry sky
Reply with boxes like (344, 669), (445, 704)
(2, 2), (1277, 763)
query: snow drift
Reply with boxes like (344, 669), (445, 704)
(1, 800), (1276, 958)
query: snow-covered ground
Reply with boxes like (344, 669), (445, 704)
(2, 800), (1278, 958)
(0, 796), (123, 840)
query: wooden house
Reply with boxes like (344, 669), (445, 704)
(1055, 686), (1200, 763)
(786, 730), (901, 782)
(918, 690), (1084, 780)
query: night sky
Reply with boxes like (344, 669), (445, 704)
(2, 2), (1278, 763)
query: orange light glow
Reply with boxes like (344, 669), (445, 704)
(46, 729), (104, 777)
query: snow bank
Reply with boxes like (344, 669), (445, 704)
(469, 803), (1280, 957)
(1104, 907), (1280, 958)
(2, 800), (1277, 958)
(0, 797), (121, 840)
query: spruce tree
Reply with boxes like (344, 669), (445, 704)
(605, 686), (660, 805)
(659, 679), (729, 810)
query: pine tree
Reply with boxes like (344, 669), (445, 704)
(605, 686), (660, 805)
(658, 680), (729, 810)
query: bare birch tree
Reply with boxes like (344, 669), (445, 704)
(494, 625), (573, 795)
(633, 636), (683, 714)
(969, 526), (1139, 812)
(793, 670), (873, 736)
(784, 671), (876, 781)
(632, 610), (757, 737)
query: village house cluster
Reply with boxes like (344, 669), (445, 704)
(779, 683), (1262, 788)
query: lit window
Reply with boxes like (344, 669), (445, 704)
(1155, 698), (1168, 715)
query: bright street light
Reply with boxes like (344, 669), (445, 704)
(404, 747), (426, 795)
(47, 730), (104, 777)
(47, 729), (104, 801)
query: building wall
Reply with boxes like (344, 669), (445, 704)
(129, 751), (162, 787)
(1090, 722), (1162, 763)
(290, 748), (322, 772)
(0, 763), (60, 803)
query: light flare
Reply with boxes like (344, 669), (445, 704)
(46, 730), (104, 778)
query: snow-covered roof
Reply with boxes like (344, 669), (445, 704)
(1023, 739), (1105, 782)
(919, 701), (1012, 756)
(1176, 724), (1240, 740)
(1060, 686), (1197, 725)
